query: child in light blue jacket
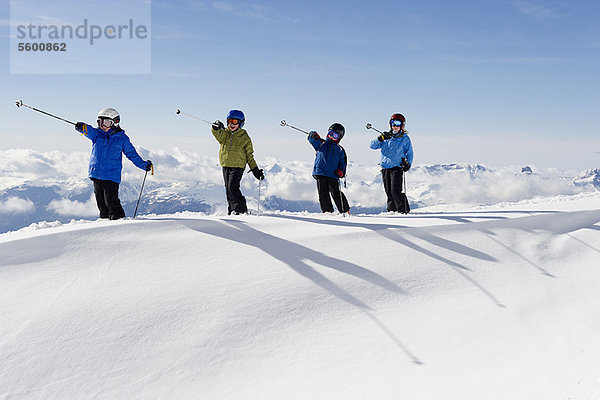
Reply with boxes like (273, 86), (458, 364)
(370, 113), (413, 213)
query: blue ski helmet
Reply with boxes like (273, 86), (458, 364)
(227, 110), (245, 127)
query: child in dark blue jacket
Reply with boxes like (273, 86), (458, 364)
(307, 123), (350, 213)
(75, 108), (152, 220)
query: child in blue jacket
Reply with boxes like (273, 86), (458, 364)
(75, 108), (152, 220)
(370, 113), (413, 213)
(308, 123), (350, 213)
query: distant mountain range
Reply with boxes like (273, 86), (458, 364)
(1, 149), (598, 233)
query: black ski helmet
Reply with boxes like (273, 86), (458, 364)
(327, 122), (345, 142)
(389, 113), (406, 128)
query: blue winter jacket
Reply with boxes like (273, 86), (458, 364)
(370, 133), (414, 169)
(76, 123), (148, 183)
(308, 136), (347, 180)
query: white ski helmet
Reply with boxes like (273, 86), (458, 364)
(97, 107), (120, 126)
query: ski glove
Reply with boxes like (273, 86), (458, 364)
(308, 131), (320, 140)
(145, 160), (153, 171)
(401, 158), (411, 172)
(251, 167), (265, 181)
(212, 120), (225, 131)
(377, 131), (393, 142)
(335, 169), (345, 178)
(75, 122), (85, 131)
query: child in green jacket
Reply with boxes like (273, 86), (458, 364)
(211, 110), (264, 215)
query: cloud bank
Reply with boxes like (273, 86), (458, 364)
(0, 196), (35, 214)
(1, 147), (598, 232)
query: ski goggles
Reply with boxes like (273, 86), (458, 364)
(227, 118), (241, 125)
(97, 118), (115, 128)
(390, 120), (404, 127)
(327, 130), (341, 141)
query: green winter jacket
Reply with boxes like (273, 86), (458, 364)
(211, 127), (258, 170)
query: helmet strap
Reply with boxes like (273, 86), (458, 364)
(392, 128), (405, 138)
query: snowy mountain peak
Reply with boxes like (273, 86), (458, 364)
(417, 163), (489, 176)
(521, 166), (534, 174)
(574, 168), (600, 190)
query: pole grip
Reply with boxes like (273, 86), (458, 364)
(16, 100), (75, 125)
(280, 120), (310, 135)
(366, 123), (384, 134)
(175, 109), (212, 125)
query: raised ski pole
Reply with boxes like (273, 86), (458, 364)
(366, 123), (384, 134)
(175, 109), (213, 125)
(280, 120), (310, 135)
(15, 100), (76, 126)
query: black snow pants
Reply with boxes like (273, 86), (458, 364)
(381, 167), (410, 213)
(222, 167), (248, 215)
(92, 178), (126, 220)
(315, 175), (350, 213)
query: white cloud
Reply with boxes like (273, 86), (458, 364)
(47, 195), (98, 217)
(212, 1), (271, 20)
(0, 149), (88, 182)
(0, 197), (35, 214)
(511, 0), (566, 18)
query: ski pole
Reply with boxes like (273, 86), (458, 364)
(257, 179), (261, 217)
(338, 179), (347, 217)
(15, 100), (75, 126)
(133, 169), (149, 219)
(365, 123), (384, 134)
(175, 109), (213, 125)
(404, 171), (408, 214)
(280, 120), (310, 135)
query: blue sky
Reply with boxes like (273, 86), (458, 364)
(1, 0), (599, 168)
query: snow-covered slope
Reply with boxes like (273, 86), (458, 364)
(1, 148), (599, 233)
(1, 195), (599, 399)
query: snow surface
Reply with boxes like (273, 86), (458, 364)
(1, 194), (600, 399)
